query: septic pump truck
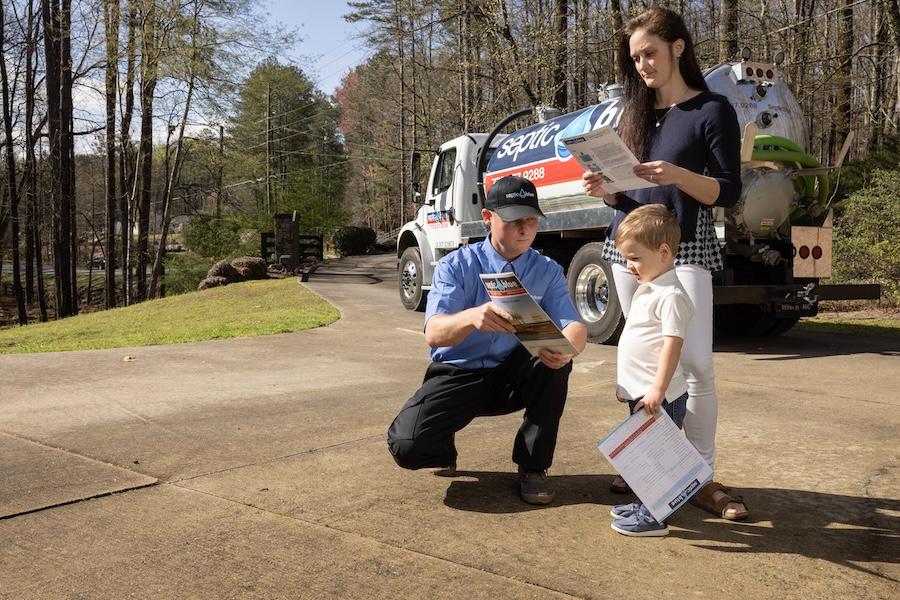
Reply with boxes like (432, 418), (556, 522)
(396, 56), (880, 342)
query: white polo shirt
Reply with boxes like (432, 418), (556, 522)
(616, 269), (695, 401)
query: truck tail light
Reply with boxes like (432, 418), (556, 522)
(812, 246), (823, 259)
(799, 245), (810, 259)
(766, 69), (774, 79)
(756, 68), (764, 78)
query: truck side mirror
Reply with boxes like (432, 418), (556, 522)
(410, 150), (425, 204)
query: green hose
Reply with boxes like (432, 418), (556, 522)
(750, 135), (830, 205)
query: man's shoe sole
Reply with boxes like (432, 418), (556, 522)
(432, 463), (457, 477)
(610, 521), (669, 537)
(521, 492), (555, 505)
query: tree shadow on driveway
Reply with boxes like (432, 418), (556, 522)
(444, 472), (899, 582)
(713, 329), (899, 360)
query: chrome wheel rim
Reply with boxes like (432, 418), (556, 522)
(400, 259), (418, 301)
(574, 264), (609, 323)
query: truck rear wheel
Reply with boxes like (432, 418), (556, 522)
(766, 316), (800, 336)
(568, 242), (625, 344)
(399, 246), (427, 312)
(713, 305), (777, 337)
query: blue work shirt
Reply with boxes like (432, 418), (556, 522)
(424, 237), (581, 369)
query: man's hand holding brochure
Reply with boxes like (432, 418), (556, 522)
(479, 272), (578, 361)
(561, 126), (660, 193)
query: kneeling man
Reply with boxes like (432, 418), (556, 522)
(387, 176), (587, 504)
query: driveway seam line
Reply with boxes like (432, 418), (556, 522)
(0, 429), (156, 478)
(169, 433), (385, 484)
(0, 481), (160, 521)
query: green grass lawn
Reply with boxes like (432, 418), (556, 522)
(0, 278), (340, 354)
(797, 317), (900, 337)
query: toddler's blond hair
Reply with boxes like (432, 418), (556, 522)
(615, 204), (681, 252)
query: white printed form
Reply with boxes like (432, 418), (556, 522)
(597, 409), (712, 522)
(560, 126), (659, 194)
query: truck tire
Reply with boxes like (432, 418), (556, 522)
(567, 242), (625, 344)
(765, 316), (800, 336)
(713, 304), (777, 337)
(399, 246), (428, 312)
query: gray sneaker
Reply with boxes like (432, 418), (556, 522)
(518, 467), (555, 505)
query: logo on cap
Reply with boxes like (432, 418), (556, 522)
(506, 189), (536, 199)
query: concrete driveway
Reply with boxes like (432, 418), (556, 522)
(1, 253), (897, 599)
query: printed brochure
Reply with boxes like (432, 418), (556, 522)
(479, 272), (578, 357)
(597, 408), (713, 522)
(560, 126), (659, 193)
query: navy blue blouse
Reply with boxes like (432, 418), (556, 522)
(608, 91), (743, 243)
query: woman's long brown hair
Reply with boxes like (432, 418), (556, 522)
(617, 6), (708, 161)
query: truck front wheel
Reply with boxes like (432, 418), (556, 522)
(399, 246), (427, 312)
(567, 243), (625, 344)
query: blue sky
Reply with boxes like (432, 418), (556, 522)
(265, 1), (372, 95)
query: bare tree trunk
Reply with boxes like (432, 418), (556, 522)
(720, 0), (738, 62)
(34, 165), (49, 322)
(136, 0), (157, 302)
(23, 0), (36, 306)
(61, 0), (77, 311)
(609, 0), (623, 83)
(395, 0), (406, 227)
(552, 0), (568, 110)
(884, 0), (900, 134)
(1, 1), (28, 324)
(119, 0), (137, 305)
(831, 0), (854, 162)
(43, 0), (76, 318)
(867, 1), (887, 150)
(497, 0), (538, 105)
(26, 0), (47, 321)
(104, 0), (119, 308)
(150, 2), (200, 299)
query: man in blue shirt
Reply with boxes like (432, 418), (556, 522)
(387, 176), (587, 504)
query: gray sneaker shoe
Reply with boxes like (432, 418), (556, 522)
(610, 504), (669, 537)
(610, 501), (642, 519)
(518, 467), (555, 505)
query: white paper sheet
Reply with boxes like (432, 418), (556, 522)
(597, 408), (713, 522)
(560, 126), (659, 193)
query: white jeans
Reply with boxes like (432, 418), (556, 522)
(612, 262), (718, 470)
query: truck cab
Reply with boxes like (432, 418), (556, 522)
(397, 133), (501, 311)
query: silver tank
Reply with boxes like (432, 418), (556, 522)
(705, 63), (812, 238)
(705, 63), (808, 152)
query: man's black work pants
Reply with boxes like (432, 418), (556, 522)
(387, 345), (572, 472)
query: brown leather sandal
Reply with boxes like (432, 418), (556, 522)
(609, 474), (631, 494)
(690, 481), (750, 521)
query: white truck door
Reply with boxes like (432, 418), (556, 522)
(425, 147), (462, 252)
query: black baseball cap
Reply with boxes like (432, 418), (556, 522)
(485, 176), (546, 221)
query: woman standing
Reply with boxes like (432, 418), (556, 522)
(583, 6), (748, 520)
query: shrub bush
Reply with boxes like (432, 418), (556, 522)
(197, 276), (230, 291)
(184, 216), (241, 259)
(328, 226), (376, 257)
(832, 168), (900, 303)
(163, 253), (209, 296)
(207, 259), (243, 283)
(231, 256), (268, 280)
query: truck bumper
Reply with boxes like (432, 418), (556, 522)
(714, 283), (881, 305)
